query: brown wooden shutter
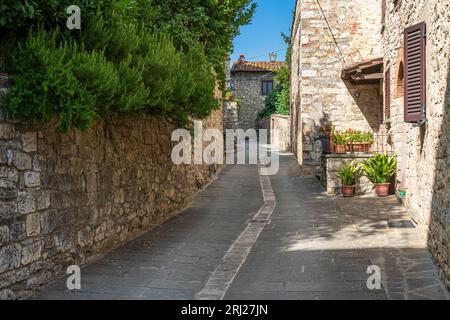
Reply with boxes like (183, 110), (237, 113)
(385, 67), (391, 121)
(404, 22), (426, 123)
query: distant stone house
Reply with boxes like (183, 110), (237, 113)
(230, 55), (286, 130)
(290, 0), (450, 289)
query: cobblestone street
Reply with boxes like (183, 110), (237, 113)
(36, 153), (449, 300)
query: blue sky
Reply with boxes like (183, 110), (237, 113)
(231, 0), (296, 63)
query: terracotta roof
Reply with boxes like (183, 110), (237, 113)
(231, 55), (286, 73)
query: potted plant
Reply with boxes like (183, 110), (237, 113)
(347, 130), (374, 153)
(360, 153), (397, 197)
(332, 130), (347, 154)
(337, 161), (360, 197)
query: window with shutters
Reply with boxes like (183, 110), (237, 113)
(385, 67), (391, 121)
(261, 80), (273, 96)
(404, 22), (426, 123)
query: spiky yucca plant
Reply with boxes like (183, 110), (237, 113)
(337, 161), (360, 186)
(360, 153), (397, 184)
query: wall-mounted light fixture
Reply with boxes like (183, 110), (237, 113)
(352, 79), (361, 101)
(353, 91), (361, 100)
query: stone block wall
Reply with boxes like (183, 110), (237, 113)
(257, 115), (291, 152)
(382, 0), (450, 288)
(230, 71), (274, 130)
(0, 82), (223, 299)
(223, 101), (239, 130)
(290, 1), (303, 162)
(290, 0), (384, 170)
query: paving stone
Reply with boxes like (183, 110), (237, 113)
(34, 153), (449, 300)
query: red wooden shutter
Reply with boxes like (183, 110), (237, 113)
(385, 67), (391, 121)
(404, 22), (426, 123)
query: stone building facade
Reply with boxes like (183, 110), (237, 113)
(0, 78), (223, 299)
(230, 55), (285, 130)
(381, 0), (450, 288)
(291, 0), (450, 289)
(290, 0), (384, 173)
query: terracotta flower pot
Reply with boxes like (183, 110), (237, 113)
(349, 142), (372, 153)
(342, 185), (355, 197)
(374, 183), (390, 197)
(334, 144), (346, 154)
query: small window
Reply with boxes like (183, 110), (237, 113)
(261, 80), (274, 96)
(396, 61), (404, 97)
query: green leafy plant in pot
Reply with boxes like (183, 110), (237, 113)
(337, 161), (360, 197)
(360, 153), (397, 197)
(332, 130), (347, 154)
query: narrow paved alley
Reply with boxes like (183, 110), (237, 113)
(36, 153), (449, 300)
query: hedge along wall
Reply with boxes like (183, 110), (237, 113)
(0, 80), (223, 299)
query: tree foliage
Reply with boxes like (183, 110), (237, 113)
(0, 0), (256, 131)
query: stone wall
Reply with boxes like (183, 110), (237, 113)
(290, 0), (303, 162)
(257, 115), (291, 152)
(0, 82), (223, 299)
(230, 71), (274, 130)
(223, 101), (239, 131)
(382, 0), (450, 288)
(290, 0), (384, 172)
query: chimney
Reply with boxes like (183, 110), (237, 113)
(238, 54), (246, 64)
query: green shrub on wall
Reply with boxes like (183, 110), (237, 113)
(0, 0), (256, 131)
(4, 31), (97, 131)
(4, 27), (218, 131)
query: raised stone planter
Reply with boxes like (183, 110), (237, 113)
(321, 154), (374, 195)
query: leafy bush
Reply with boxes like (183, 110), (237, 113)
(1, 1), (255, 129)
(337, 161), (360, 186)
(4, 31), (97, 131)
(3, 26), (219, 130)
(360, 153), (397, 184)
(139, 0), (257, 89)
